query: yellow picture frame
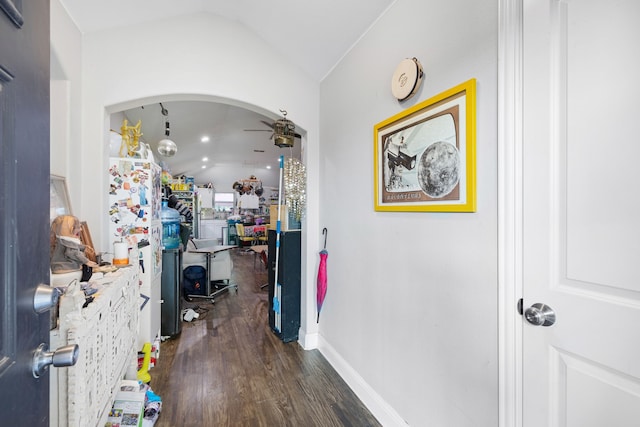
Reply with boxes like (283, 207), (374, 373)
(373, 78), (476, 212)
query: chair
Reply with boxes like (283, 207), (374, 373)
(235, 223), (255, 248)
(258, 225), (269, 244)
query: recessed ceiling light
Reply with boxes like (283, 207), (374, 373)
(266, 165), (272, 169)
(201, 165), (206, 169)
(201, 136), (210, 143)
(202, 157), (208, 162)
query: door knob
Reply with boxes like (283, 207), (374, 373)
(32, 343), (79, 378)
(524, 303), (556, 327)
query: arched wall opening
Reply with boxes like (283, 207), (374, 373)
(103, 93), (317, 345)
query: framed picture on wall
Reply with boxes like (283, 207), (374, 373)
(50, 174), (72, 222)
(373, 78), (477, 212)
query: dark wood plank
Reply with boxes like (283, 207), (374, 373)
(151, 249), (381, 426)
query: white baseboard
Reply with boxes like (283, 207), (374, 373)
(297, 328), (319, 350)
(318, 336), (408, 427)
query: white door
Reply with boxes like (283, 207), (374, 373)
(522, 0), (640, 425)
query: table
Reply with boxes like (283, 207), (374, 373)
(185, 245), (237, 301)
(250, 244), (268, 268)
(250, 245), (269, 289)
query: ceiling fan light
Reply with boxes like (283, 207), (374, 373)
(274, 134), (294, 148)
(272, 113), (296, 148)
(158, 138), (178, 157)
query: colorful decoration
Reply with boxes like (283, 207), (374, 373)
(284, 158), (306, 221)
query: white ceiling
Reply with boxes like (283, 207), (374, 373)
(119, 101), (299, 181)
(58, 0), (395, 81)
(59, 0), (396, 186)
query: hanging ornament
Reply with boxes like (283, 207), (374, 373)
(157, 103), (177, 157)
(283, 158), (306, 221)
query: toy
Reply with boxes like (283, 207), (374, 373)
(137, 342), (152, 384)
(119, 119), (143, 157)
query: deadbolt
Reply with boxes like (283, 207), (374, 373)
(33, 284), (60, 313)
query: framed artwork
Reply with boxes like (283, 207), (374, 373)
(373, 78), (476, 212)
(50, 175), (72, 222)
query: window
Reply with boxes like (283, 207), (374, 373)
(214, 192), (234, 212)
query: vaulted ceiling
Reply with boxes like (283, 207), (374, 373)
(59, 0), (395, 186)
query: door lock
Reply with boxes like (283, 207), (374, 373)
(33, 284), (61, 313)
(32, 343), (79, 378)
(524, 303), (556, 327)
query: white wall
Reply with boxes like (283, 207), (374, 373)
(50, 0), (82, 209)
(318, 0), (499, 425)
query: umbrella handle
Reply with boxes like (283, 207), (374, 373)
(322, 227), (327, 250)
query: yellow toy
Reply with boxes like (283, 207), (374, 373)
(137, 342), (152, 384)
(119, 119), (143, 157)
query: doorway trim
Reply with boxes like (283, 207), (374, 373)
(498, 0), (523, 426)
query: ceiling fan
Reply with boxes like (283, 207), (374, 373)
(244, 110), (301, 147)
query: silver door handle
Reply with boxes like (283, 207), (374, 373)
(524, 303), (556, 327)
(33, 284), (61, 313)
(32, 343), (79, 378)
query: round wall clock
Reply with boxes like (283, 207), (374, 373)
(391, 57), (424, 102)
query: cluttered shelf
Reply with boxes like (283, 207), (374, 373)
(50, 264), (163, 427)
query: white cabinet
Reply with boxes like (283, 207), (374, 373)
(200, 219), (216, 239)
(198, 187), (214, 209)
(213, 220), (227, 241)
(200, 219), (227, 242)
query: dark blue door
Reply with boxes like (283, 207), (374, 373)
(0, 0), (51, 424)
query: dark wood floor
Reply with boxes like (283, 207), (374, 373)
(151, 249), (381, 427)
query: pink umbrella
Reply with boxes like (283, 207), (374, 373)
(317, 228), (328, 323)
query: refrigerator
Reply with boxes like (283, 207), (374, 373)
(193, 187), (214, 239)
(107, 157), (162, 248)
(107, 158), (163, 347)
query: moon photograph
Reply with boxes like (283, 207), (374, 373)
(417, 141), (460, 198)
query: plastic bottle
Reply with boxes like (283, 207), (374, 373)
(160, 201), (181, 249)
